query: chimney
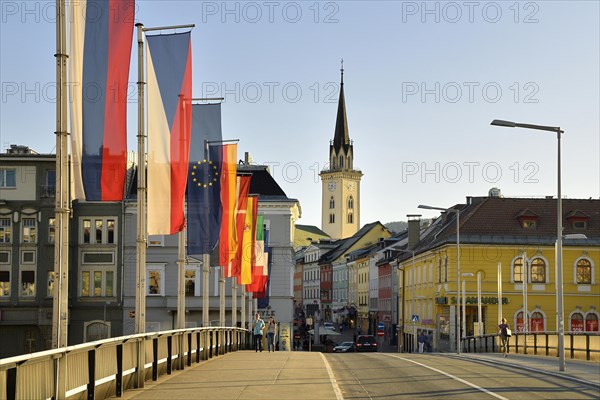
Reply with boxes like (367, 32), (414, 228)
(407, 214), (421, 250)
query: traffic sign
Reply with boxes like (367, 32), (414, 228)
(411, 315), (419, 322)
(378, 322), (385, 330)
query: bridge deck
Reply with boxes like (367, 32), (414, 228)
(117, 350), (341, 400)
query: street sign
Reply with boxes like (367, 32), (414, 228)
(378, 322), (385, 329)
(411, 315), (419, 322)
(377, 330), (385, 337)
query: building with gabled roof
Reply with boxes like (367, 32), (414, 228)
(396, 194), (599, 352)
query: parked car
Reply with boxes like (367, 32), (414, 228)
(355, 335), (378, 352)
(323, 322), (336, 331)
(333, 341), (356, 353)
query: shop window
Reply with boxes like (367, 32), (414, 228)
(585, 313), (599, 332)
(570, 312), (584, 332)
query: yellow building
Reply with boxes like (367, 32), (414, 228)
(397, 196), (599, 352)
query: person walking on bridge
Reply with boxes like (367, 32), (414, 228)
(267, 317), (277, 352)
(499, 317), (511, 357)
(253, 313), (266, 352)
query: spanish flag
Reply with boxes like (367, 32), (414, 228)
(239, 195), (258, 285)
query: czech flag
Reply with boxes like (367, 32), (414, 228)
(146, 31), (192, 235)
(69, 0), (135, 201)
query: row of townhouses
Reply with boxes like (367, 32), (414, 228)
(0, 145), (299, 358)
(293, 192), (600, 351)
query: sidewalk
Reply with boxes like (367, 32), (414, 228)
(452, 352), (600, 389)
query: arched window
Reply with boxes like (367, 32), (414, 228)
(348, 157), (353, 170)
(329, 196), (335, 209)
(530, 258), (546, 283)
(347, 212), (353, 224)
(347, 195), (354, 209)
(339, 155), (344, 168)
(329, 214), (335, 224)
(330, 156), (336, 170)
(586, 313), (599, 332)
(530, 311), (545, 332)
(576, 258), (592, 284)
(512, 257), (524, 283)
(570, 312), (584, 332)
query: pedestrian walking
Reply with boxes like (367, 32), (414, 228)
(499, 317), (511, 357)
(418, 331), (426, 353)
(267, 317), (277, 352)
(253, 313), (265, 352)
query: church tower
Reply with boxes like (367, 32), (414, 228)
(320, 63), (363, 239)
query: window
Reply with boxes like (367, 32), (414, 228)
(347, 212), (353, 224)
(0, 218), (11, 243)
(185, 265), (200, 296)
(148, 235), (164, 247)
(329, 214), (335, 224)
(576, 259), (592, 284)
(530, 311), (544, 332)
(339, 155), (344, 168)
(47, 271), (55, 297)
(147, 264), (165, 296)
(530, 258), (546, 283)
(81, 269), (115, 297)
(21, 217), (37, 243)
(20, 270), (35, 297)
(513, 257), (524, 283)
(84, 321), (110, 342)
(444, 256), (448, 283)
(43, 170), (56, 197)
(437, 258), (442, 283)
(48, 218), (55, 244)
(347, 196), (354, 209)
(570, 312), (584, 332)
(586, 313), (599, 332)
(0, 169), (16, 188)
(522, 220), (536, 229)
(81, 217), (117, 245)
(0, 270), (10, 297)
(329, 196), (335, 209)
(21, 250), (35, 264)
(573, 220), (587, 230)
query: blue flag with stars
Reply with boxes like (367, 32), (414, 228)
(187, 104), (223, 255)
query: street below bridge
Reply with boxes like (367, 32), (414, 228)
(116, 350), (599, 400)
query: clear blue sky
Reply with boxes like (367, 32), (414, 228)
(1, 1), (599, 227)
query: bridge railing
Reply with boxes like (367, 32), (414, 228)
(461, 331), (600, 362)
(0, 326), (251, 400)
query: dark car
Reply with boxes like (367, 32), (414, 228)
(333, 341), (356, 353)
(355, 335), (378, 352)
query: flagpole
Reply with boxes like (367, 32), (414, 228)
(219, 266), (225, 326)
(52, 0), (69, 397)
(177, 227), (186, 368)
(241, 284), (246, 329)
(232, 280), (238, 327)
(134, 22), (147, 389)
(203, 254), (210, 326)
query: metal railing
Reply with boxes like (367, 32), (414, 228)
(461, 331), (600, 362)
(0, 326), (251, 400)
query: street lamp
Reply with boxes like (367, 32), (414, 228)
(419, 204), (461, 354)
(491, 119), (565, 371)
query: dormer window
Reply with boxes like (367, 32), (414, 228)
(516, 209), (538, 230)
(566, 210), (590, 230)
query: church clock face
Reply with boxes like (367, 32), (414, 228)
(328, 182), (336, 192)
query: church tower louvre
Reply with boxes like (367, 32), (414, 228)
(320, 62), (363, 239)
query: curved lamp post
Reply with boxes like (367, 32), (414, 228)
(491, 119), (565, 371)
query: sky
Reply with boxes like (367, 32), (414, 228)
(1, 1), (599, 227)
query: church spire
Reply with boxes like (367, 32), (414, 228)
(332, 59), (350, 152)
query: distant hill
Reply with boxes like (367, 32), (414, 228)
(385, 221), (407, 233)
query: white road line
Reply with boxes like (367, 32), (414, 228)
(320, 353), (345, 400)
(382, 354), (509, 400)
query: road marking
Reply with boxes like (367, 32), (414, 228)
(382, 354), (509, 400)
(320, 352), (345, 400)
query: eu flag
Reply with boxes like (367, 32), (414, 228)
(187, 104), (223, 255)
